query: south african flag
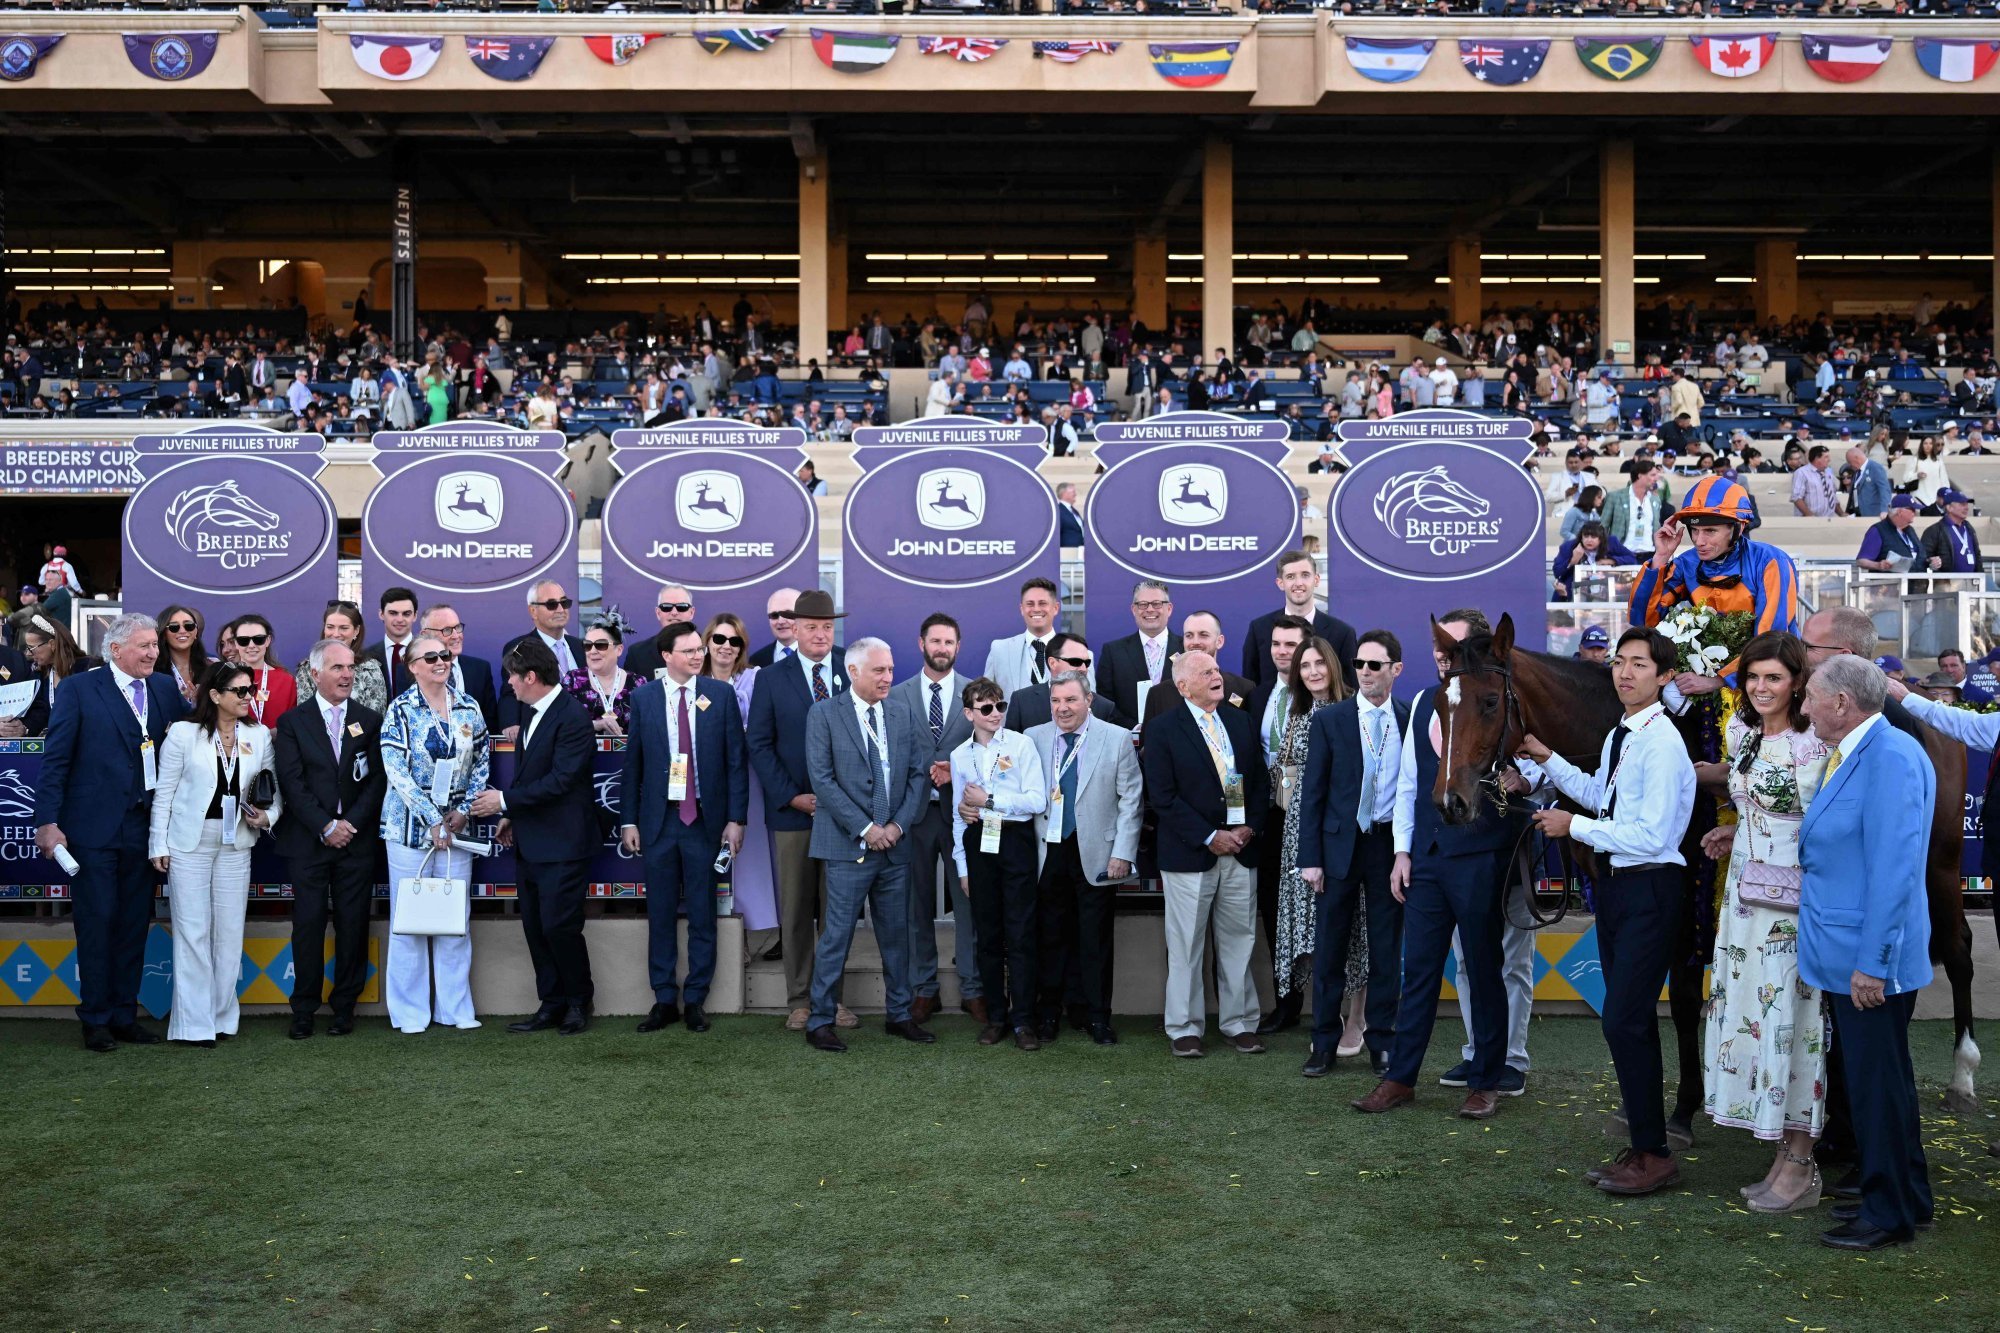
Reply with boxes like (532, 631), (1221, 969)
(695, 28), (784, 56)
(1574, 36), (1663, 82)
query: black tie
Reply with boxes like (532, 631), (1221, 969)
(1604, 725), (1629, 817)
(1032, 640), (1049, 682)
(867, 705), (891, 825)
(928, 681), (944, 744)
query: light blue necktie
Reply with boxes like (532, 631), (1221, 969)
(1358, 707), (1386, 831)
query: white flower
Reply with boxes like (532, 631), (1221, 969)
(1700, 645), (1730, 669)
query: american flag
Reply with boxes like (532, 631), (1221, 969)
(1034, 40), (1120, 65)
(919, 36), (1007, 63)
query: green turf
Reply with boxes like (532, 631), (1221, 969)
(6, 1013), (1996, 1332)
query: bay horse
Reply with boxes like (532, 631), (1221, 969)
(1429, 613), (1981, 1144)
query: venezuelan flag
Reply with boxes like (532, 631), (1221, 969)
(1148, 41), (1239, 89)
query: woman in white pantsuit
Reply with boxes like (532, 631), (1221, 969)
(378, 633), (490, 1033)
(148, 662), (281, 1047)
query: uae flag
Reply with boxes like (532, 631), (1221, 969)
(1689, 33), (1775, 79)
(583, 33), (665, 66)
(811, 28), (898, 73)
(349, 35), (443, 82)
(1802, 34), (1891, 84)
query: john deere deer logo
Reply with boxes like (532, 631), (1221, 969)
(675, 471), (745, 534)
(434, 471), (504, 534)
(916, 467), (985, 532)
(1157, 464), (1229, 528)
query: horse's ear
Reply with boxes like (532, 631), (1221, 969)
(1429, 616), (1458, 660)
(1491, 613), (1515, 661)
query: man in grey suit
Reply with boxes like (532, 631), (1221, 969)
(1029, 671), (1143, 1046)
(888, 612), (982, 1026)
(803, 637), (933, 1052)
(982, 576), (1062, 698)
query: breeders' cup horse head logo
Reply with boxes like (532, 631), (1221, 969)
(0, 768), (35, 820)
(1373, 466), (1490, 539)
(165, 481), (282, 552)
(676, 470), (744, 534)
(916, 467), (985, 532)
(1157, 464), (1228, 528)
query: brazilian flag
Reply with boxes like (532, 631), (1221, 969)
(1574, 36), (1663, 82)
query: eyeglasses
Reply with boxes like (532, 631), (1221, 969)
(162, 621), (198, 634)
(220, 685), (255, 699)
(426, 622), (464, 637)
(968, 701), (1006, 716)
(1352, 658), (1395, 672)
(413, 650), (455, 665)
(658, 601), (693, 614)
(711, 634), (746, 649)
(584, 640), (617, 652)
(532, 598), (574, 611)
(1131, 600), (1171, 612)
(1055, 654), (1093, 669)
(768, 610), (796, 621)
(234, 633), (268, 647)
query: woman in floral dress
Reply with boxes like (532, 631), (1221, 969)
(1272, 637), (1350, 1005)
(1694, 630), (1829, 1214)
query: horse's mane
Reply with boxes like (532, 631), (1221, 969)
(1449, 633), (1624, 725)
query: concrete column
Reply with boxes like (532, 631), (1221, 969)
(826, 232), (848, 341)
(169, 241), (209, 311)
(1201, 137), (1234, 370)
(1132, 235), (1168, 331)
(798, 153), (831, 366)
(1448, 234), (1481, 330)
(1598, 139), (1635, 368)
(1753, 240), (1798, 324)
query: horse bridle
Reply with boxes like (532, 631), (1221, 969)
(1438, 662), (1528, 816)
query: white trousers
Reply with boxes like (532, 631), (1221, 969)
(1161, 857), (1259, 1040)
(166, 820), (251, 1042)
(1456, 920), (1536, 1072)
(386, 842), (477, 1033)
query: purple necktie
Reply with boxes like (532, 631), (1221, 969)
(328, 704), (344, 759)
(129, 679), (144, 718)
(677, 687), (698, 826)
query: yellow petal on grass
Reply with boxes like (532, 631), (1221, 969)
(635, 1287), (648, 1293)
(730, 1258), (744, 1264)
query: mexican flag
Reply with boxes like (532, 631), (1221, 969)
(811, 28), (898, 73)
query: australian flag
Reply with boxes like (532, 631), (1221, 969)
(1458, 38), (1549, 86)
(464, 35), (555, 82)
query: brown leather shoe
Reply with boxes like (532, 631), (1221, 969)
(1457, 1090), (1500, 1120)
(835, 1005), (861, 1030)
(1014, 1026), (1042, 1052)
(1351, 1080), (1416, 1113)
(977, 1023), (1006, 1046)
(1596, 1150), (1681, 1196)
(911, 995), (938, 1023)
(784, 1006), (809, 1032)
(1227, 1032), (1266, 1055)
(964, 996), (990, 1025)
(1170, 1036), (1205, 1059)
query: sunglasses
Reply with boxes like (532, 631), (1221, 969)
(533, 598), (574, 611)
(768, 610), (796, 621)
(219, 684), (255, 699)
(584, 640), (616, 652)
(163, 621), (198, 634)
(711, 634), (746, 649)
(968, 701), (1006, 716)
(413, 650), (455, 665)
(658, 601), (693, 614)
(234, 633), (268, 647)
(1352, 658), (1395, 672)
(1055, 654), (1093, 669)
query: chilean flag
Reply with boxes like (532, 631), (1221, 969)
(1914, 37), (2000, 84)
(1802, 34), (1891, 84)
(1689, 33), (1774, 79)
(349, 35), (442, 82)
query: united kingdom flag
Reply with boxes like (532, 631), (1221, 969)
(464, 34), (554, 82)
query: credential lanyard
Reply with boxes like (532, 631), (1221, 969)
(1602, 711), (1667, 815)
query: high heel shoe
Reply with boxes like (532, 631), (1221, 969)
(1747, 1150), (1822, 1214)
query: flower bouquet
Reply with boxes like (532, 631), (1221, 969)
(1656, 603), (1756, 678)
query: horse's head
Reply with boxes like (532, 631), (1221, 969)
(165, 480), (282, 548)
(1431, 612), (1517, 826)
(1419, 468), (1491, 517)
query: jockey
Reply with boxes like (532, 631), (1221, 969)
(1630, 474), (1799, 695)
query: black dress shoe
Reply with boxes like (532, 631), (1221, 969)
(1830, 1202), (1933, 1230)
(288, 1016), (314, 1040)
(558, 1006), (589, 1036)
(83, 1025), (117, 1053)
(684, 1003), (710, 1033)
(1258, 992), (1304, 1034)
(1831, 1168), (1862, 1199)
(328, 1014), (355, 1037)
(806, 1024), (847, 1053)
(762, 941), (784, 962)
(174, 1038), (217, 1048)
(216, 1031), (235, 1042)
(1036, 1016), (1060, 1043)
(507, 1007), (561, 1034)
(636, 1002), (681, 1033)
(885, 1019), (938, 1044)
(1302, 1048), (1338, 1079)
(1819, 1221), (1915, 1251)
(110, 1023), (162, 1046)
(1089, 1022), (1119, 1046)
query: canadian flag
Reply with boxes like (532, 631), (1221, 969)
(1690, 33), (1775, 79)
(349, 35), (443, 82)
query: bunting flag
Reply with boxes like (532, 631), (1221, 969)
(1033, 40), (1120, 64)
(583, 33), (665, 66)
(121, 32), (219, 82)
(1343, 37), (1435, 85)
(464, 35), (554, 82)
(1574, 36), (1663, 82)
(1147, 41), (1239, 88)
(1457, 38), (1549, 85)
(1914, 37), (2000, 84)
(0, 34), (62, 82)
(695, 28), (784, 56)
(918, 36), (1006, 64)
(1689, 33), (1775, 79)
(811, 29), (898, 72)
(349, 34), (443, 81)
(1802, 34), (1892, 84)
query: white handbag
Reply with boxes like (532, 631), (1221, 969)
(391, 846), (468, 937)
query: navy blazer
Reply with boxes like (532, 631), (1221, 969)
(1243, 608), (1359, 692)
(746, 651), (850, 831)
(455, 654), (500, 731)
(503, 689), (600, 864)
(621, 674), (749, 845)
(33, 666), (188, 847)
(1296, 696), (1411, 881)
(1141, 700), (1270, 873)
(271, 698), (387, 862)
(498, 631), (589, 732)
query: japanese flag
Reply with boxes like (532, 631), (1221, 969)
(350, 35), (443, 82)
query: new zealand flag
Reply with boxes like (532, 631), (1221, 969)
(1457, 38), (1550, 86)
(464, 35), (555, 82)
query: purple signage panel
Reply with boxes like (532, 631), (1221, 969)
(604, 423), (818, 658)
(361, 423), (577, 664)
(1328, 410), (1548, 683)
(124, 425), (337, 666)
(0, 437), (142, 494)
(1085, 412), (1299, 658)
(845, 418), (1057, 664)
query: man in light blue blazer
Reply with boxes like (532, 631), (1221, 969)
(1798, 654), (1934, 1251)
(802, 637), (930, 1052)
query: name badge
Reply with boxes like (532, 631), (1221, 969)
(140, 736), (158, 792)
(430, 755), (457, 808)
(980, 809), (1003, 854)
(220, 794), (239, 846)
(1224, 770), (1246, 825)
(348, 723), (364, 738)
(669, 754), (689, 802)
(694, 695), (711, 712)
(1045, 791), (1065, 844)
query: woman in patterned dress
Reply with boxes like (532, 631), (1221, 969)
(564, 618), (639, 737)
(296, 601), (387, 714)
(1272, 636), (1350, 1004)
(1694, 630), (1829, 1213)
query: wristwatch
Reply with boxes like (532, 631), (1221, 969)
(984, 792), (995, 810)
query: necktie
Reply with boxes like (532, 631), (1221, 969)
(390, 643), (403, 694)
(928, 681), (944, 744)
(1143, 637), (1163, 682)
(1603, 725), (1629, 816)
(1198, 711), (1229, 782)
(328, 704), (344, 760)
(676, 687), (698, 826)
(1358, 707), (1386, 831)
(811, 662), (829, 703)
(129, 679), (144, 719)
(1032, 639), (1049, 683)
(1059, 732), (1079, 840)
(1268, 685), (1289, 755)
(556, 638), (576, 674)
(866, 705), (891, 825)
(1827, 746), (1849, 785)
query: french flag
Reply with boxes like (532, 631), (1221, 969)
(1914, 37), (2000, 84)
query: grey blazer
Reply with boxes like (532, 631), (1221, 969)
(982, 630), (1049, 699)
(889, 671), (973, 802)
(1027, 718), (1144, 886)
(805, 693), (928, 864)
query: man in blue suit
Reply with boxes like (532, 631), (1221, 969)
(621, 622), (748, 1035)
(746, 588), (850, 1028)
(33, 613), (188, 1051)
(1801, 655), (1935, 1251)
